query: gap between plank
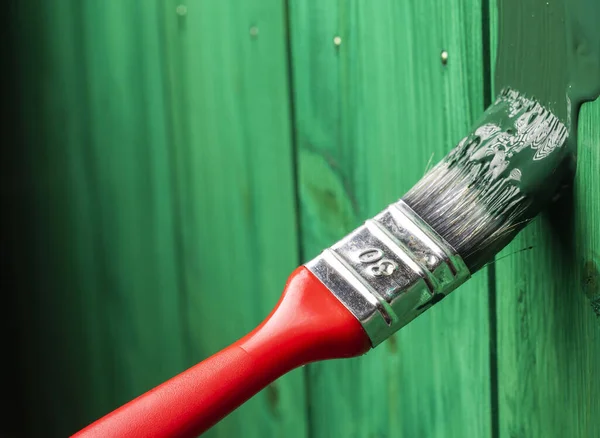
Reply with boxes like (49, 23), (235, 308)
(481, 0), (500, 437)
(282, 1), (314, 437)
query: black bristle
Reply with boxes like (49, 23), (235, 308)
(402, 89), (569, 272)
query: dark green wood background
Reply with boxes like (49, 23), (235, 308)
(2, 1), (598, 437)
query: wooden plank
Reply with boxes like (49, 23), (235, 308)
(289, 1), (491, 436)
(490, 0), (600, 435)
(162, 2), (307, 437)
(10, 1), (305, 436)
(11, 1), (191, 434)
(578, 103), (600, 320)
(495, 98), (600, 438)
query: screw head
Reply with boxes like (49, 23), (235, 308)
(440, 50), (449, 65)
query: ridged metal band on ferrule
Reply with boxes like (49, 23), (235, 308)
(304, 200), (470, 347)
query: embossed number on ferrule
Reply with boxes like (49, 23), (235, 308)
(356, 248), (397, 277)
(357, 248), (383, 264)
(304, 200), (471, 346)
(369, 259), (397, 277)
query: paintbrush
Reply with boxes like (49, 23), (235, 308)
(494, 0), (600, 312)
(74, 0), (600, 434)
(72, 87), (570, 438)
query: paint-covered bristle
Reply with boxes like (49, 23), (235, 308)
(402, 88), (569, 272)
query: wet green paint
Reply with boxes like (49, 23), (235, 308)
(494, 0), (600, 314)
(493, 0), (600, 430)
(434, 0), (600, 271)
(405, 2), (600, 275)
(495, 0), (600, 133)
(465, 90), (568, 199)
(404, 88), (569, 272)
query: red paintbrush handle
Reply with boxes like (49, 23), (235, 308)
(72, 267), (371, 438)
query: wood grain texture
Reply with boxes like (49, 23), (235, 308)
(495, 98), (600, 438)
(8, 1), (304, 436)
(289, 1), (491, 436)
(162, 2), (307, 437)
(490, 0), (600, 435)
(9, 1), (597, 437)
(12, 3), (189, 434)
(577, 103), (600, 319)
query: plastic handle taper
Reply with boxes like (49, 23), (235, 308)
(73, 267), (371, 437)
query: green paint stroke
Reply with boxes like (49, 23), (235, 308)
(495, 0), (600, 133)
(405, 89), (569, 271)
(495, 0), (600, 311)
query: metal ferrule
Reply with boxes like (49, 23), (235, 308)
(304, 200), (470, 347)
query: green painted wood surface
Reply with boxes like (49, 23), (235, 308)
(489, 1), (600, 436)
(494, 99), (600, 438)
(5, 1), (600, 437)
(9, 1), (304, 437)
(288, 1), (491, 437)
(161, 2), (307, 437)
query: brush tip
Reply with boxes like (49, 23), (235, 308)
(402, 88), (569, 272)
